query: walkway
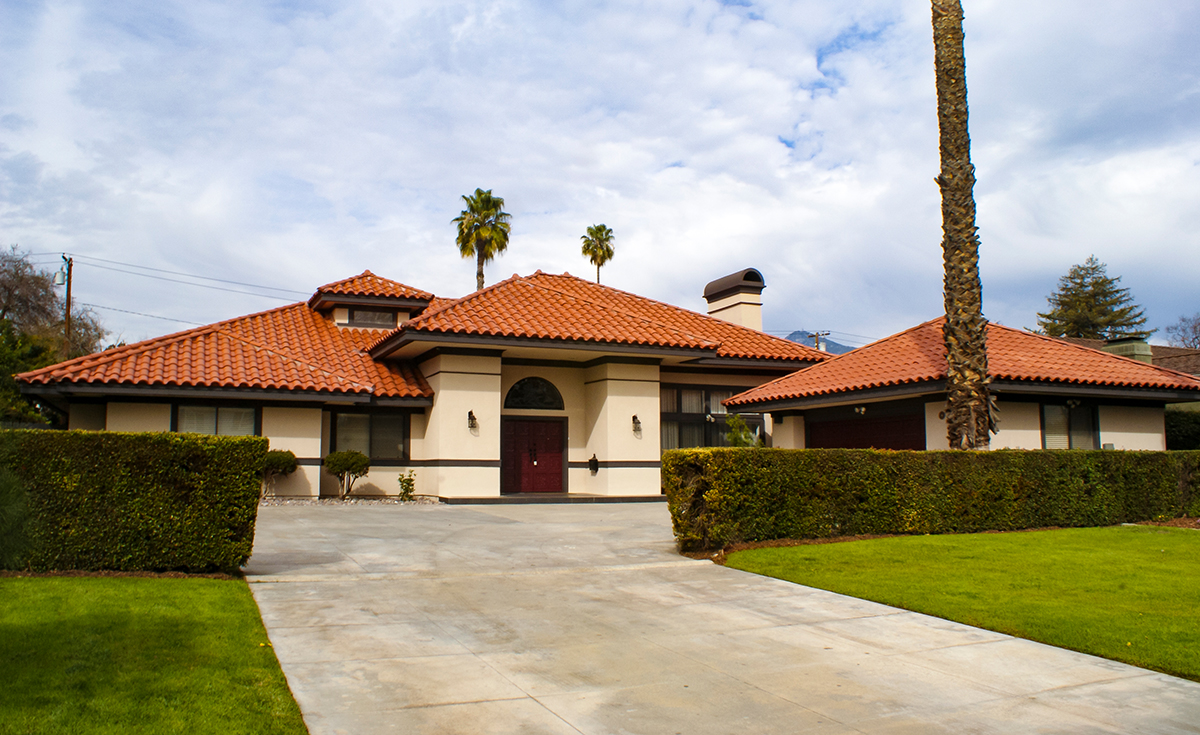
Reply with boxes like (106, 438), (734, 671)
(245, 503), (1200, 734)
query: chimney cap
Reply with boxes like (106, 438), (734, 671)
(703, 268), (765, 302)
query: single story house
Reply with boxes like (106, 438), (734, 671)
(18, 268), (824, 498)
(725, 317), (1200, 451)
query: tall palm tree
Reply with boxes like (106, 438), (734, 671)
(580, 224), (615, 283)
(932, 0), (993, 449)
(453, 188), (511, 291)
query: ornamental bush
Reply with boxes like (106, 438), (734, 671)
(323, 450), (370, 498)
(0, 429), (267, 572)
(663, 448), (1200, 552)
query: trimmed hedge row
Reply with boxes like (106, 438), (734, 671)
(663, 448), (1200, 552)
(1166, 410), (1200, 450)
(0, 430), (268, 573)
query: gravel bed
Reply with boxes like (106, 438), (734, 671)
(260, 496), (441, 506)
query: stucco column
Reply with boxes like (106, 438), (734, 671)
(418, 353), (502, 497)
(583, 362), (661, 496)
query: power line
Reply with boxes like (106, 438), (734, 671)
(79, 262), (297, 300)
(70, 254), (310, 295)
(23, 251), (309, 296)
(80, 302), (203, 326)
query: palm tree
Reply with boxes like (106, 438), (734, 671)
(580, 224), (615, 283)
(932, 0), (993, 449)
(453, 188), (511, 291)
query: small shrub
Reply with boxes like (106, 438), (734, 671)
(0, 468), (28, 569)
(724, 414), (757, 447)
(261, 449), (298, 498)
(397, 470), (416, 501)
(324, 450), (370, 498)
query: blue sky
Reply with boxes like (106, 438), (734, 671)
(2, 0), (1198, 347)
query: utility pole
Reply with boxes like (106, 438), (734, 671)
(62, 255), (73, 360)
(813, 330), (830, 352)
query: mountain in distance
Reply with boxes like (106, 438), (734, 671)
(786, 330), (855, 355)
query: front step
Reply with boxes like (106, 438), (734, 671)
(440, 493), (666, 505)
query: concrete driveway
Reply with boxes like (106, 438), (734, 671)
(245, 503), (1200, 735)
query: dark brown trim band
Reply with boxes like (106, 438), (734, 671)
(567, 460), (661, 469)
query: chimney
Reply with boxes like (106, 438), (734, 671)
(703, 268), (765, 331)
(1101, 335), (1153, 364)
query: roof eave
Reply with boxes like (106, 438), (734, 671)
(308, 294), (432, 311)
(18, 383), (434, 406)
(727, 381), (947, 413)
(371, 330), (720, 360)
(990, 379), (1200, 403)
(681, 356), (823, 369)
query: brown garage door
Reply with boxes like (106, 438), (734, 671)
(806, 413), (925, 450)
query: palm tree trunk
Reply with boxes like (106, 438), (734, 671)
(476, 250), (485, 291)
(933, 0), (993, 449)
(596, 264), (601, 284)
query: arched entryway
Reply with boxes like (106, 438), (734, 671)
(501, 378), (566, 494)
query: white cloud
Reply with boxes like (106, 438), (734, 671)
(0, 0), (1197, 345)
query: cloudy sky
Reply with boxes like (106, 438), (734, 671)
(2, 0), (1198, 349)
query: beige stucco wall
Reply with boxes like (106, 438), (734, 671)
(68, 404), (106, 431)
(771, 415), (805, 449)
(260, 407), (324, 497)
(419, 353), (502, 497)
(658, 371), (774, 389)
(262, 407), (322, 458)
(924, 402), (949, 450)
(991, 402), (1042, 450)
(582, 362), (660, 495)
(926, 400), (1042, 450)
(705, 293), (762, 331)
(106, 403), (171, 432)
(268, 466), (321, 498)
(1099, 405), (1165, 451)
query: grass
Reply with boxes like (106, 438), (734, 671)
(0, 576), (308, 735)
(724, 525), (1200, 682)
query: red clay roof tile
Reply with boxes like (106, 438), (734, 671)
(726, 318), (1200, 407)
(18, 302), (431, 399)
(313, 270), (434, 302)
(378, 272), (824, 362)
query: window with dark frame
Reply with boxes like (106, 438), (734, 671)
(1041, 402), (1099, 449)
(176, 406), (258, 436)
(348, 309), (397, 328)
(659, 384), (762, 451)
(333, 412), (410, 460)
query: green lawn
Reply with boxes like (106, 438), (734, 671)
(725, 525), (1200, 682)
(0, 577), (308, 735)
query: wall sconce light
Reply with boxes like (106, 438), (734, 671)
(1066, 399), (1081, 409)
(854, 406), (867, 415)
(632, 415), (642, 433)
(467, 410), (478, 430)
(588, 454), (599, 474)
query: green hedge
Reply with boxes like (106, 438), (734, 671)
(1167, 410), (1200, 450)
(0, 430), (268, 573)
(663, 448), (1200, 552)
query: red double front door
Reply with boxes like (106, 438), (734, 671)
(501, 419), (565, 493)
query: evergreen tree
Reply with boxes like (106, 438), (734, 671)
(1036, 256), (1151, 339)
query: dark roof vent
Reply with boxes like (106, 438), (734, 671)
(703, 268), (766, 302)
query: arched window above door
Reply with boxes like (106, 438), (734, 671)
(504, 377), (564, 410)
